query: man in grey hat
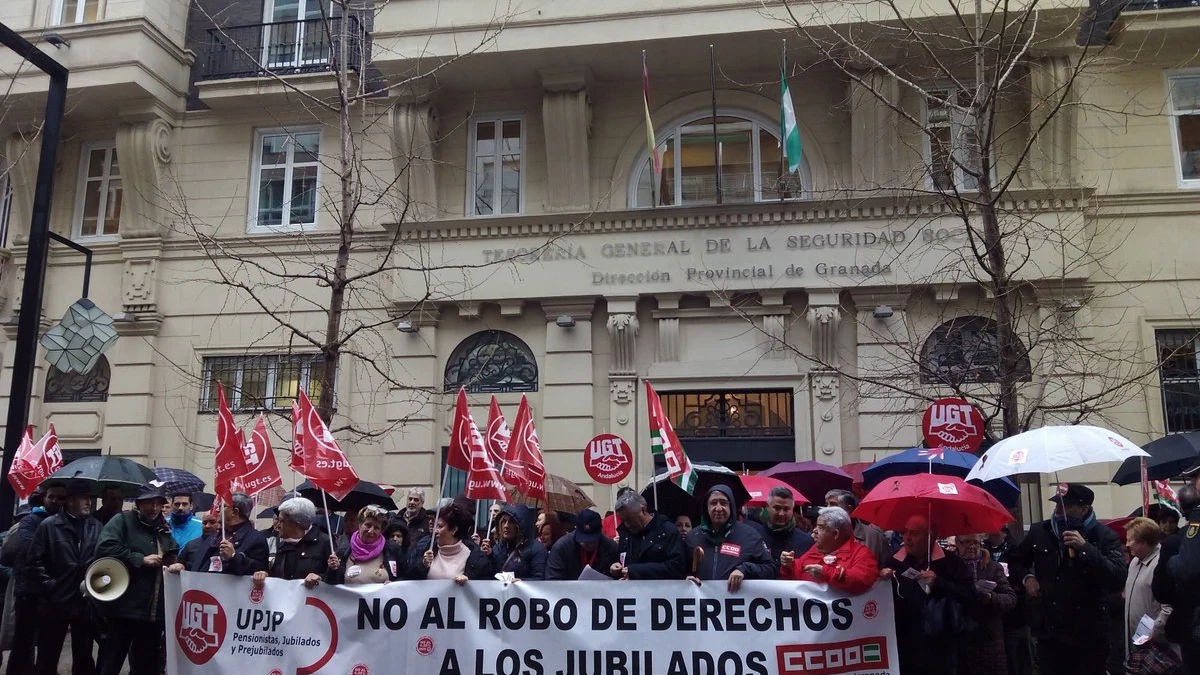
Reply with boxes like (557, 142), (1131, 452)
(1009, 483), (1126, 675)
(95, 485), (178, 675)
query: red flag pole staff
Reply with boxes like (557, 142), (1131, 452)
(292, 391), (360, 554)
(321, 491), (336, 554)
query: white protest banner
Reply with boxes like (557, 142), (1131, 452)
(166, 573), (899, 675)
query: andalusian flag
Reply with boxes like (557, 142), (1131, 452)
(1155, 480), (1181, 515)
(646, 380), (698, 494)
(642, 51), (661, 200)
(780, 54), (802, 175)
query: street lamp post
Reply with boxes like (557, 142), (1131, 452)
(0, 22), (68, 529)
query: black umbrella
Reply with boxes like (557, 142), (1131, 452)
(296, 480), (396, 513)
(639, 462), (751, 523)
(48, 456), (156, 497)
(192, 492), (216, 513)
(1112, 432), (1200, 485)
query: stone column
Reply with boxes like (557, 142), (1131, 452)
(849, 69), (900, 190)
(540, 67), (592, 212)
(541, 301), (596, 469)
(391, 100), (439, 221)
(606, 297), (639, 445)
(1028, 55), (1078, 186)
(807, 292), (843, 463)
(655, 294), (681, 362)
(760, 290), (790, 359)
(386, 303), (441, 488)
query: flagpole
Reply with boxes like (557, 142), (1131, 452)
(220, 502), (226, 541)
(320, 490), (336, 552)
(643, 49), (657, 209)
(779, 40), (787, 202)
(709, 44), (722, 205)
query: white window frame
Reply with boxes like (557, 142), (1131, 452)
(921, 85), (992, 193)
(52, 0), (100, 25)
(261, 0), (333, 71)
(248, 127), (322, 232)
(627, 108), (812, 209)
(0, 170), (11, 248)
(72, 142), (121, 240)
(200, 354), (332, 412)
(466, 114), (526, 217)
(1166, 70), (1200, 189)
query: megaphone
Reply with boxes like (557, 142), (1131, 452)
(82, 557), (129, 602)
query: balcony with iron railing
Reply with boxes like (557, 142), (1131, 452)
(196, 16), (364, 82)
(1125, 0), (1199, 9)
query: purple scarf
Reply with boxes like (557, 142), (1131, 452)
(350, 531), (385, 561)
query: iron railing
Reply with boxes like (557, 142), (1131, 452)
(197, 16), (364, 81)
(1125, 0), (1199, 9)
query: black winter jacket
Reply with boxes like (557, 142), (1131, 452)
(545, 532), (620, 580)
(1154, 528), (1198, 645)
(1008, 514), (1127, 645)
(182, 520), (269, 575)
(270, 526), (333, 581)
(410, 536), (493, 580)
(328, 540), (409, 584)
(884, 548), (976, 675)
(4, 511), (49, 597)
(686, 521), (776, 581)
(95, 510), (178, 622)
(489, 504), (548, 580)
(748, 519), (814, 568)
(616, 513), (687, 580)
(29, 511), (101, 616)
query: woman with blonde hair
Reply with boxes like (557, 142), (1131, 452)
(329, 504), (410, 584)
(1124, 517), (1178, 670)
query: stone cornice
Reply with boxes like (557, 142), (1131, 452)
(15, 18), (194, 68)
(385, 187), (1096, 244)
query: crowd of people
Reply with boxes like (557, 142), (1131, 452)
(1, 478), (1199, 675)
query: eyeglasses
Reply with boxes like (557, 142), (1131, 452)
(361, 505), (388, 518)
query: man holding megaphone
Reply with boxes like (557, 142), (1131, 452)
(93, 485), (178, 675)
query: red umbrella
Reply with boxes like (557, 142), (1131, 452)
(841, 461), (873, 498)
(854, 474), (1013, 537)
(741, 474), (809, 507)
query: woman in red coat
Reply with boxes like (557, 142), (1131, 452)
(780, 506), (879, 594)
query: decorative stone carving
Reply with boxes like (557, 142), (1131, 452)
(541, 68), (592, 212)
(4, 133), (39, 244)
(607, 313), (639, 376)
(610, 378), (636, 405)
(807, 304), (841, 365)
(849, 69), (900, 190)
(657, 317), (680, 362)
(122, 259), (157, 310)
(762, 314), (787, 359)
(813, 372), (838, 401)
(115, 119), (174, 239)
(1029, 56), (1078, 186)
(391, 102), (439, 222)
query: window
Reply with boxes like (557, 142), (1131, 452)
(200, 354), (329, 412)
(44, 356), (110, 403)
(632, 112), (805, 208)
(469, 117), (523, 216)
(925, 88), (984, 192)
(661, 390), (794, 438)
(1169, 74), (1200, 185)
(262, 0), (334, 70)
(74, 144), (121, 238)
(0, 170), (11, 248)
(921, 316), (1032, 385)
(251, 129), (321, 230)
(444, 330), (538, 393)
(1157, 330), (1200, 433)
(54, 0), (100, 24)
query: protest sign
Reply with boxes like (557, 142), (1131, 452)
(166, 574), (898, 675)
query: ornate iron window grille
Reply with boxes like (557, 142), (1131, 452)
(198, 354), (329, 412)
(444, 330), (538, 394)
(661, 390), (793, 438)
(44, 355), (110, 403)
(920, 316), (1032, 385)
(1157, 329), (1200, 433)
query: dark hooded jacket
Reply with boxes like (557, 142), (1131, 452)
(1008, 509), (1127, 645)
(748, 513), (814, 568)
(546, 531), (620, 580)
(616, 513), (687, 580)
(489, 504), (548, 580)
(685, 485), (776, 582)
(29, 510), (102, 616)
(183, 519), (269, 575)
(4, 511), (50, 597)
(95, 509), (178, 622)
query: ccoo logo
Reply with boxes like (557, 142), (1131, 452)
(176, 590), (227, 665)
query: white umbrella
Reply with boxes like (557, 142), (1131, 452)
(965, 425), (1149, 483)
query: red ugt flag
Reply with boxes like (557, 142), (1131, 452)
(505, 395), (546, 501)
(295, 390), (358, 500)
(485, 395), (510, 468)
(7, 426), (41, 500)
(35, 424), (64, 476)
(450, 388), (506, 501)
(213, 382), (248, 505)
(288, 400), (306, 474)
(239, 415), (282, 496)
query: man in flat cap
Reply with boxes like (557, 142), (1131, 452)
(1009, 483), (1126, 675)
